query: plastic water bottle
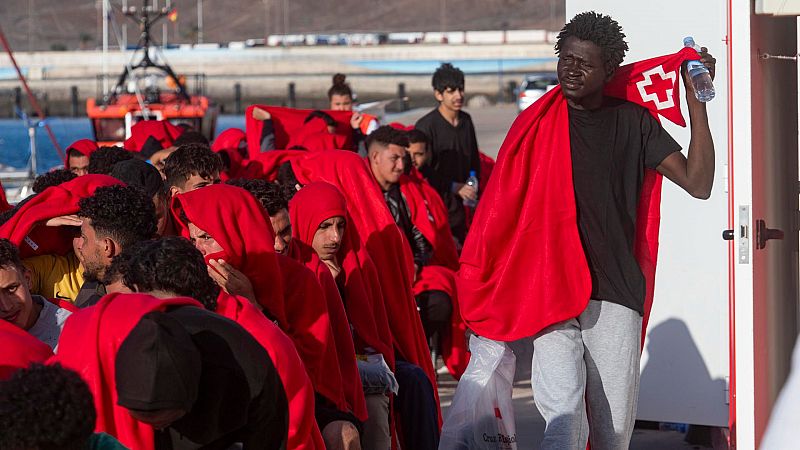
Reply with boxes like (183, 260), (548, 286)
(463, 170), (479, 208)
(683, 37), (715, 102)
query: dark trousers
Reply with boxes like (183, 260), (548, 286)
(415, 290), (452, 353)
(394, 359), (439, 450)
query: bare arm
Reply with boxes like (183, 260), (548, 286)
(656, 48), (717, 200)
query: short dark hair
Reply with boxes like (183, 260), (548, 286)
(163, 143), (223, 190)
(226, 179), (288, 216)
(432, 63), (465, 93)
(78, 185), (157, 248)
(555, 11), (628, 72)
(328, 73), (353, 100)
(405, 129), (430, 148)
(366, 125), (410, 151)
(0, 238), (25, 273)
(304, 110), (337, 128)
(172, 130), (210, 147)
(66, 148), (85, 159)
(122, 237), (219, 311)
(0, 363), (96, 450)
(276, 162), (300, 199)
(88, 146), (135, 175)
(32, 168), (77, 193)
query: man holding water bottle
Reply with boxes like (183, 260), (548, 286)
(457, 11), (716, 450)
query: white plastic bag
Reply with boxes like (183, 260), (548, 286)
(439, 335), (518, 450)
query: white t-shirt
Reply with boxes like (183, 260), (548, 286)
(27, 295), (71, 353)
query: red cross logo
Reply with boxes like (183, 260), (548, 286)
(636, 65), (677, 111)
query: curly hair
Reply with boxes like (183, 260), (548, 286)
(88, 146), (135, 175)
(555, 11), (628, 72)
(0, 238), (25, 273)
(328, 73), (353, 100)
(122, 237), (219, 311)
(366, 125), (410, 152)
(32, 168), (77, 193)
(0, 363), (96, 450)
(163, 143), (223, 191)
(78, 185), (157, 248)
(225, 179), (288, 216)
(432, 63), (465, 93)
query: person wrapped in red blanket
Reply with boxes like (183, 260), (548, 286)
(171, 184), (363, 444)
(246, 105), (354, 156)
(64, 139), (99, 176)
(0, 318), (53, 381)
(456, 12), (716, 449)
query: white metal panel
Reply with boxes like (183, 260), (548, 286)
(565, 0), (730, 427)
(756, 0), (800, 15)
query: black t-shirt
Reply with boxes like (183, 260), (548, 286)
(569, 97), (681, 315)
(415, 109), (481, 242)
(154, 307), (289, 450)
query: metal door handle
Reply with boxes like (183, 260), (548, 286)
(756, 219), (784, 249)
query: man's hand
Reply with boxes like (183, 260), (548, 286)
(208, 259), (257, 305)
(455, 182), (477, 201)
(350, 111), (363, 130)
(45, 215), (82, 227)
(252, 106), (271, 121)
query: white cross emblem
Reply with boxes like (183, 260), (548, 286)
(636, 65), (677, 110)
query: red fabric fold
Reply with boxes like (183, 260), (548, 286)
(458, 48), (697, 341)
(0, 319), (53, 381)
(171, 184), (349, 417)
(215, 291), (325, 449)
(0, 174), (123, 258)
(245, 105), (353, 158)
(64, 139), (99, 167)
(124, 120), (184, 152)
(52, 293), (202, 450)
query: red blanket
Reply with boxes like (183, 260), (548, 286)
(124, 120), (184, 152)
(458, 48), (698, 341)
(0, 174), (122, 258)
(0, 319), (53, 380)
(172, 184), (348, 414)
(64, 138), (99, 167)
(245, 105), (353, 157)
(216, 291), (325, 449)
(52, 293), (202, 449)
(399, 173), (469, 378)
(288, 154), (439, 413)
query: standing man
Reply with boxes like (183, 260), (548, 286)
(415, 63), (480, 245)
(458, 12), (716, 450)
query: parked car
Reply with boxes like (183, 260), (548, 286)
(516, 74), (559, 112)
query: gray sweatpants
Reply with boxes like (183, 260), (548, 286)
(530, 300), (642, 450)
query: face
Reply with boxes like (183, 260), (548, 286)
(128, 408), (187, 430)
(154, 193), (170, 236)
(434, 87), (464, 112)
(68, 154), (90, 176)
(312, 216), (346, 262)
(188, 222), (224, 257)
(0, 265), (35, 330)
(269, 209), (292, 256)
(75, 219), (112, 281)
(329, 94), (353, 111)
(557, 36), (612, 110)
(170, 172), (221, 197)
(408, 142), (430, 170)
(370, 144), (407, 189)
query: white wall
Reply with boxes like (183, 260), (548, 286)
(565, 1), (730, 426)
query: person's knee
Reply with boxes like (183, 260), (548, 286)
(322, 420), (362, 450)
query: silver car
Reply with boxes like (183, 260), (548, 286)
(516, 74), (559, 112)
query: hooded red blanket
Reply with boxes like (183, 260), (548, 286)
(216, 291), (325, 449)
(124, 120), (184, 152)
(0, 319), (53, 380)
(64, 139), (99, 168)
(0, 174), (122, 258)
(399, 173), (469, 378)
(171, 184), (348, 414)
(290, 153), (437, 391)
(245, 105), (353, 157)
(458, 47), (698, 341)
(52, 293), (201, 449)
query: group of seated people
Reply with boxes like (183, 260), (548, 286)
(0, 84), (475, 450)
